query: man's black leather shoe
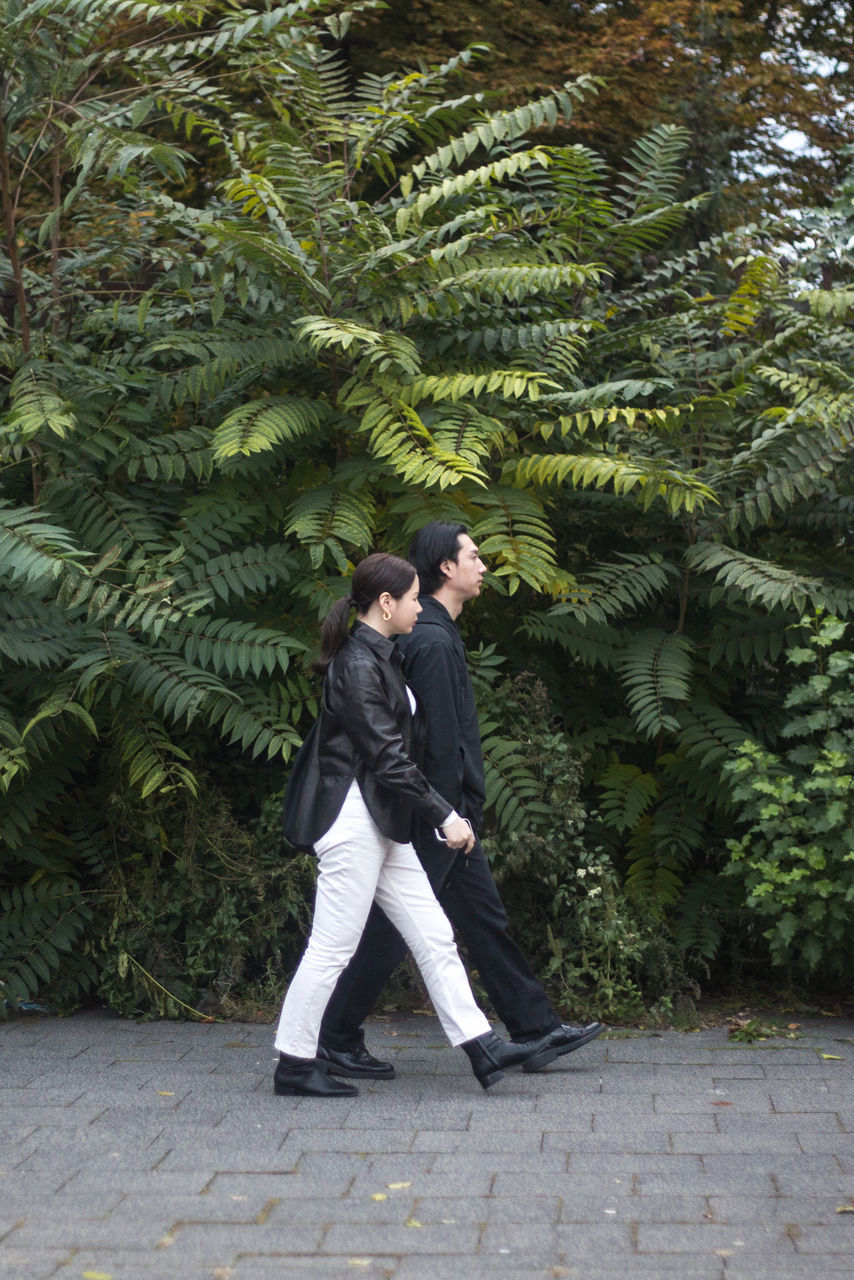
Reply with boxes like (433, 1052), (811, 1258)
(521, 1021), (606, 1072)
(316, 1043), (396, 1080)
(273, 1052), (358, 1097)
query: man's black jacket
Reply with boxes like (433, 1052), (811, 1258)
(396, 596), (486, 865)
(281, 621), (451, 851)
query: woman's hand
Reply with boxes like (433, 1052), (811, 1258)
(442, 816), (475, 853)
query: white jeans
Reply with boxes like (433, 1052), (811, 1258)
(274, 781), (490, 1058)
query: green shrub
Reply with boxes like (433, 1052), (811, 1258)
(93, 783), (316, 1020)
(723, 615), (854, 981)
(481, 675), (690, 1022)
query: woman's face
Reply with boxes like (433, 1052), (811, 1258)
(384, 575), (422, 634)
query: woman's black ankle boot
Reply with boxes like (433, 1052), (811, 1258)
(273, 1052), (358, 1097)
(461, 1030), (542, 1090)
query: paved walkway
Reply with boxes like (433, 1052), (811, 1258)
(1, 1009), (852, 1279)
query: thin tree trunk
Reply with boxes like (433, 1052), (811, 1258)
(0, 109), (31, 354)
(50, 128), (62, 339)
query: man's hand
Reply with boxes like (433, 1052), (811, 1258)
(441, 815), (475, 853)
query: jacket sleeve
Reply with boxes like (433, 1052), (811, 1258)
(329, 658), (452, 828)
(401, 637), (465, 814)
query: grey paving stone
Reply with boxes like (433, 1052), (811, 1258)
(322, 1222), (479, 1254)
(60, 1168), (214, 1197)
(418, 1193), (562, 1224)
(548, 1269), (727, 1280)
(2, 1008), (853, 1278)
(278, 1127), (416, 1153)
(6, 1212), (167, 1250)
(267, 1194), (418, 1226)
(715, 1110), (843, 1132)
(567, 1153), (704, 1174)
(231, 1258), (400, 1277)
(636, 1221), (798, 1253)
(158, 1221), (327, 1262)
(653, 1088), (773, 1114)
(791, 1222), (854, 1253)
(349, 1167), (494, 1198)
(462, 1100), (546, 1128)
(482, 1220), (632, 1260)
(588, 1109), (692, 1131)
(796, 1130), (854, 1152)
(724, 1269), (854, 1279)
(410, 1127), (543, 1153)
(670, 1131), (802, 1154)
(0, 1247), (74, 1278)
(558, 1193), (710, 1223)
(544, 1130), (673, 1154)
(302, 1152), (431, 1181)
(491, 1171), (636, 1198)
(428, 1150), (568, 1173)
(706, 1194), (794, 1223)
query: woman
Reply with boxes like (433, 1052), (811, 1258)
(273, 553), (543, 1096)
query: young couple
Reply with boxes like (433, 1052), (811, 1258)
(273, 522), (604, 1096)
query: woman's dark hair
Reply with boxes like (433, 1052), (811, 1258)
(407, 521), (467, 596)
(313, 552), (417, 674)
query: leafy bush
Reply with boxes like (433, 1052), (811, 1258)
(2, 0), (854, 1019)
(92, 783), (318, 1019)
(480, 675), (690, 1022)
(723, 615), (854, 981)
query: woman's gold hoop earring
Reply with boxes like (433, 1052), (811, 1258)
(382, 609), (392, 622)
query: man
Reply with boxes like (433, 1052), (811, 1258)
(317, 522), (604, 1078)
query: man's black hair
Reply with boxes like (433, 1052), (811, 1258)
(407, 521), (467, 596)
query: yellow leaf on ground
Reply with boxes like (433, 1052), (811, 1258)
(405, 1218), (423, 1229)
(82, 1272), (113, 1279)
(347, 1260), (371, 1267)
(836, 1203), (854, 1214)
(370, 1193), (387, 1201)
(821, 1054), (844, 1060)
(157, 1091), (174, 1096)
(387, 1181), (412, 1189)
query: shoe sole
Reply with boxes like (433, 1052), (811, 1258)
(318, 1062), (397, 1080)
(273, 1082), (358, 1097)
(476, 1068), (505, 1090)
(522, 1024), (607, 1073)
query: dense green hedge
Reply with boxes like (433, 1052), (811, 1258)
(1, 1), (852, 1020)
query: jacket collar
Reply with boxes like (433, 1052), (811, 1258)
(351, 619), (401, 664)
(415, 595), (461, 639)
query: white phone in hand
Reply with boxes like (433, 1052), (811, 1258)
(435, 818), (473, 844)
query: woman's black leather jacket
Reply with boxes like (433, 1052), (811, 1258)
(281, 621), (452, 850)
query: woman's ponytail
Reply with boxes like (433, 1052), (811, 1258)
(313, 596), (353, 675)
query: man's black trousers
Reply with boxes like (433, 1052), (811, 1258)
(318, 839), (560, 1050)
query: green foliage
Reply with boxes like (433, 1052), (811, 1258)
(94, 781), (318, 1020)
(479, 676), (686, 1021)
(0, 878), (97, 1014)
(1, 0), (853, 1016)
(723, 616), (854, 982)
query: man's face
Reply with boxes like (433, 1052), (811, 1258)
(442, 534), (487, 601)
